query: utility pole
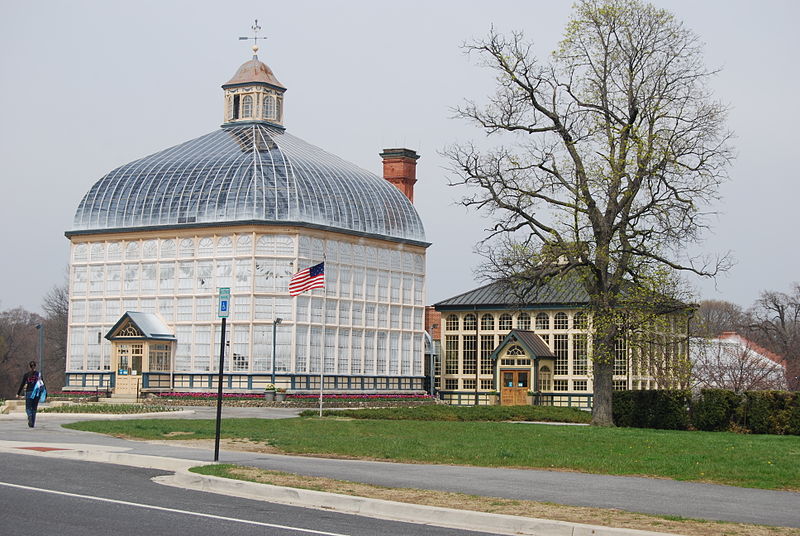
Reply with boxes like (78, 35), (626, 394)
(36, 324), (45, 377)
(271, 318), (282, 385)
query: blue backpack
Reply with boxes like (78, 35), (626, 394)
(30, 374), (46, 403)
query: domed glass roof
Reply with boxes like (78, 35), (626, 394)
(71, 124), (427, 244)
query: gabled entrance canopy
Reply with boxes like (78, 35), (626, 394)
(105, 312), (176, 397)
(493, 330), (554, 406)
(105, 311), (176, 341)
(490, 330), (555, 361)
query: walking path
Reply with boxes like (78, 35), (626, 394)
(1, 406), (797, 533)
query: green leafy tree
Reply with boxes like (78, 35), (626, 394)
(446, 0), (733, 425)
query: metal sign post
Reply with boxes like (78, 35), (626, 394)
(214, 288), (230, 462)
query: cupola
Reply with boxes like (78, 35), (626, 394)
(222, 44), (286, 128)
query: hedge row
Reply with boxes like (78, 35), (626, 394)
(612, 390), (691, 430)
(612, 389), (800, 435)
(303, 404), (592, 423)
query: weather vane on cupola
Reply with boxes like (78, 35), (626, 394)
(239, 20), (266, 55)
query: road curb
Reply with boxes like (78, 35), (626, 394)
(0, 442), (683, 536)
(161, 469), (682, 536)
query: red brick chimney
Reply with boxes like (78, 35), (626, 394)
(425, 306), (442, 341)
(380, 148), (419, 202)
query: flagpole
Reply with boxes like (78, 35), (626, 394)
(289, 258), (326, 417)
(319, 249), (327, 417)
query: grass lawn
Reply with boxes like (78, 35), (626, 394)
(65, 414), (800, 490)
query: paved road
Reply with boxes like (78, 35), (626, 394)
(2, 406), (798, 528)
(0, 453), (497, 536)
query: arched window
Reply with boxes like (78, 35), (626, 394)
(535, 313), (550, 330)
(554, 312), (569, 330)
(463, 314), (477, 331)
(263, 95), (275, 119)
(242, 95), (253, 118)
(499, 313), (513, 331)
(480, 314), (494, 331)
(73, 243), (88, 261)
(445, 314), (459, 331)
(574, 311), (588, 330)
(517, 313), (531, 330)
(506, 345), (525, 356)
(539, 365), (552, 391)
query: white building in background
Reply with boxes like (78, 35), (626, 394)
(691, 332), (787, 392)
(64, 46), (429, 396)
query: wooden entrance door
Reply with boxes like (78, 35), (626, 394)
(114, 343), (143, 396)
(500, 370), (530, 405)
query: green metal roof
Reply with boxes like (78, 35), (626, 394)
(491, 330), (555, 360)
(434, 272), (589, 310)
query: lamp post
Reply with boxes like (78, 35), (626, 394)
(271, 318), (282, 385)
(35, 324), (45, 377)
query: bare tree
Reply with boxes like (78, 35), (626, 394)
(692, 336), (787, 393)
(42, 281), (69, 391)
(748, 284), (800, 390)
(446, 0), (733, 425)
(691, 300), (746, 338)
(0, 307), (44, 399)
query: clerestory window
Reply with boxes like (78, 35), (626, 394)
(242, 95), (253, 118)
(263, 95), (275, 120)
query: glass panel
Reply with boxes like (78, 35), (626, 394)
(70, 125), (425, 243)
(517, 372), (528, 388)
(503, 372), (514, 388)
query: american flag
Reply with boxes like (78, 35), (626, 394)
(289, 262), (325, 296)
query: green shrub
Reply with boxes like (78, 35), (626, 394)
(612, 390), (690, 430)
(692, 389), (741, 431)
(652, 390), (691, 430)
(611, 390), (637, 428)
(788, 393), (800, 435)
(738, 391), (800, 435)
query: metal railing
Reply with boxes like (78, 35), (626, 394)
(438, 390), (593, 409)
(534, 393), (593, 409)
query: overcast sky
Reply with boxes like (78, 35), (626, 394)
(1, 0), (798, 314)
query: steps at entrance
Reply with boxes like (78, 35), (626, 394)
(104, 394), (141, 405)
(1, 399), (26, 414)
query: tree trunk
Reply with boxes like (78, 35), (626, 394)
(592, 359), (615, 426)
(787, 360), (800, 391)
(591, 316), (618, 427)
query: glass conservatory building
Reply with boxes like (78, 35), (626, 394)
(64, 48), (429, 396)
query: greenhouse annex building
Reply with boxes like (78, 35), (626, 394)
(64, 45), (430, 397)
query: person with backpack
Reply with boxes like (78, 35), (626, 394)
(17, 361), (44, 428)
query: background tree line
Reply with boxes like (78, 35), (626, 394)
(0, 283), (67, 399)
(692, 284), (800, 391)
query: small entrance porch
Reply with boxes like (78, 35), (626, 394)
(492, 330), (556, 406)
(105, 311), (175, 399)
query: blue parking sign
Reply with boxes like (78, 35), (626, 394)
(218, 287), (231, 318)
